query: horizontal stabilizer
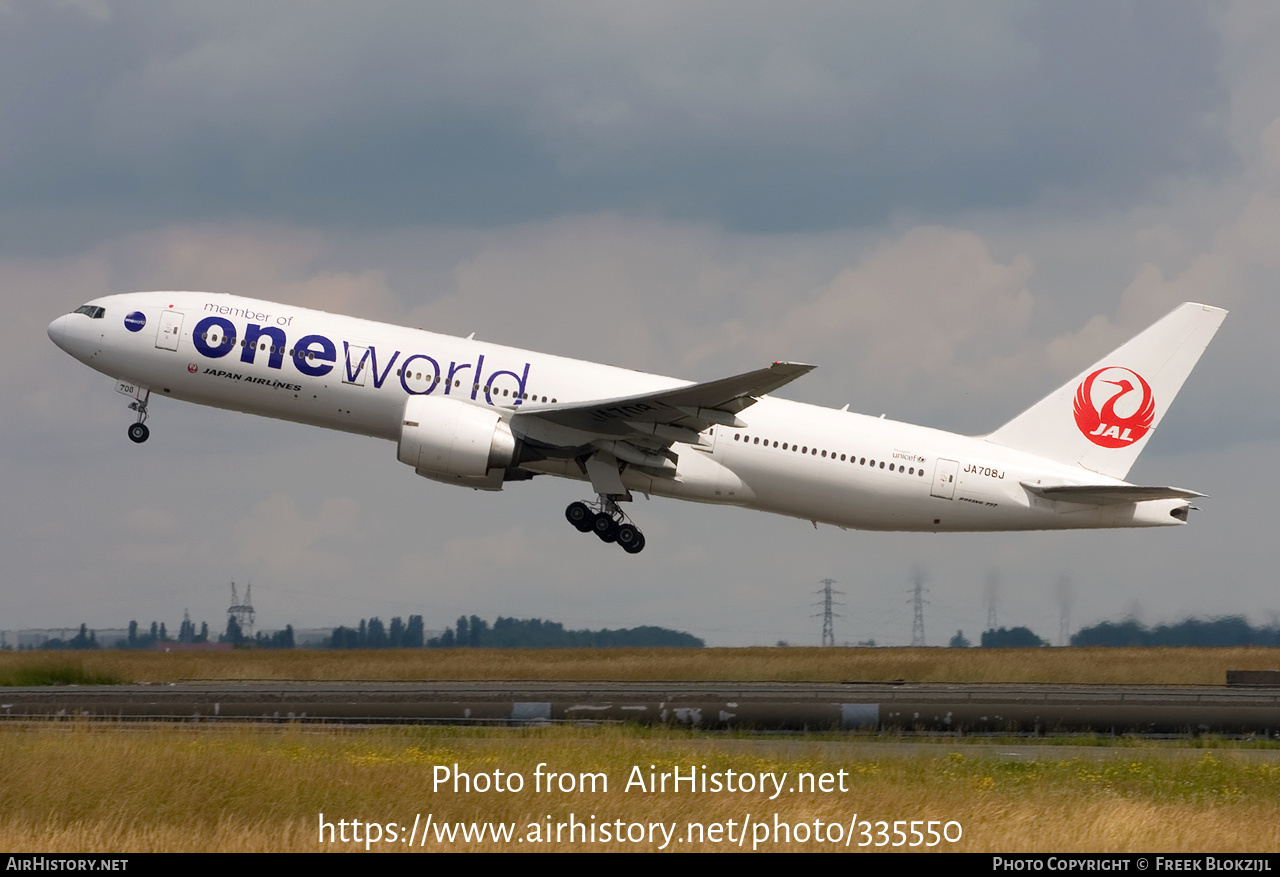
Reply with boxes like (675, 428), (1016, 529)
(1022, 483), (1206, 505)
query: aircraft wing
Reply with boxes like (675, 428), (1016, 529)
(1022, 484), (1206, 504)
(514, 361), (816, 440)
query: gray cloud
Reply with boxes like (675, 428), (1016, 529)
(0, 1), (1232, 253)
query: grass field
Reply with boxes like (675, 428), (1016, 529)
(2, 645), (1278, 685)
(2, 723), (1278, 852)
(3, 647), (1278, 853)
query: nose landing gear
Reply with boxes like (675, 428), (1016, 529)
(126, 387), (151, 444)
(564, 496), (646, 554)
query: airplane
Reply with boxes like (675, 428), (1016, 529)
(48, 292), (1226, 554)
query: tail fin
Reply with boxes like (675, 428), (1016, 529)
(984, 302), (1227, 479)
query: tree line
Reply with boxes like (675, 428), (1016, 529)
(329, 616), (426, 649)
(327, 614), (702, 648)
(422, 615), (703, 649)
(946, 615), (1280, 648)
(13, 612), (702, 650)
(19, 617), (294, 650)
(1070, 616), (1280, 647)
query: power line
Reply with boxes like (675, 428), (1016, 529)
(813, 578), (844, 647)
(228, 580), (255, 639)
(908, 571), (929, 647)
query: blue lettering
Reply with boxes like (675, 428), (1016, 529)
(242, 324), (287, 370)
(470, 354), (486, 401)
(484, 362), (531, 405)
(368, 346), (401, 389)
(344, 343), (402, 389)
(343, 343), (370, 383)
(192, 316), (237, 358)
(445, 360), (471, 395)
(399, 354), (441, 395)
(293, 334), (336, 377)
(194, 322), (530, 398)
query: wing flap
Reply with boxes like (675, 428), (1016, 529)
(514, 361), (815, 439)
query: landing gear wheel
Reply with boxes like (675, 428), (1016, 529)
(565, 502), (593, 532)
(593, 512), (619, 543)
(567, 492), (647, 553)
(617, 524), (645, 554)
(125, 387), (151, 444)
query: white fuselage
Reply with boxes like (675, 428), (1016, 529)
(48, 291), (1191, 534)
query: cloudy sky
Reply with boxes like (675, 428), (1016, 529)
(5, 1), (1279, 646)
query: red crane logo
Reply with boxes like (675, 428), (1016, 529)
(1073, 366), (1155, 448)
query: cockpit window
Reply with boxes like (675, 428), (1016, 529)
(73, 305), (105, 319)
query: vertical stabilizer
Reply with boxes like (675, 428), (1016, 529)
(984, 303), (1226, 480)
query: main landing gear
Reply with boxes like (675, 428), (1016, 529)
(565, 495), (646, 554)
(127, 389), (151, 444)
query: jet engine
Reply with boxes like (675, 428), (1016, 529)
(397, 395), (517, 490)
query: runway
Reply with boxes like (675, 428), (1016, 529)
(3, 680), (1280, 734)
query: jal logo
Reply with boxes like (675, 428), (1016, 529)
(124, 311), (147, 332)
(1073, 366), (1155, 448)
(187, 363), (198, 373)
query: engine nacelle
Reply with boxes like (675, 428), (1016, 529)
(397, 396), (517, 491)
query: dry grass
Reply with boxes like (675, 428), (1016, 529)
(0, 657), (125, 687)
(5, 649), (1277, 852)
(1, 723), (1277, 852)
(2, 646), (1277, 685)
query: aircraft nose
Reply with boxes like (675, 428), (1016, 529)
(47, 314), (69, 350)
